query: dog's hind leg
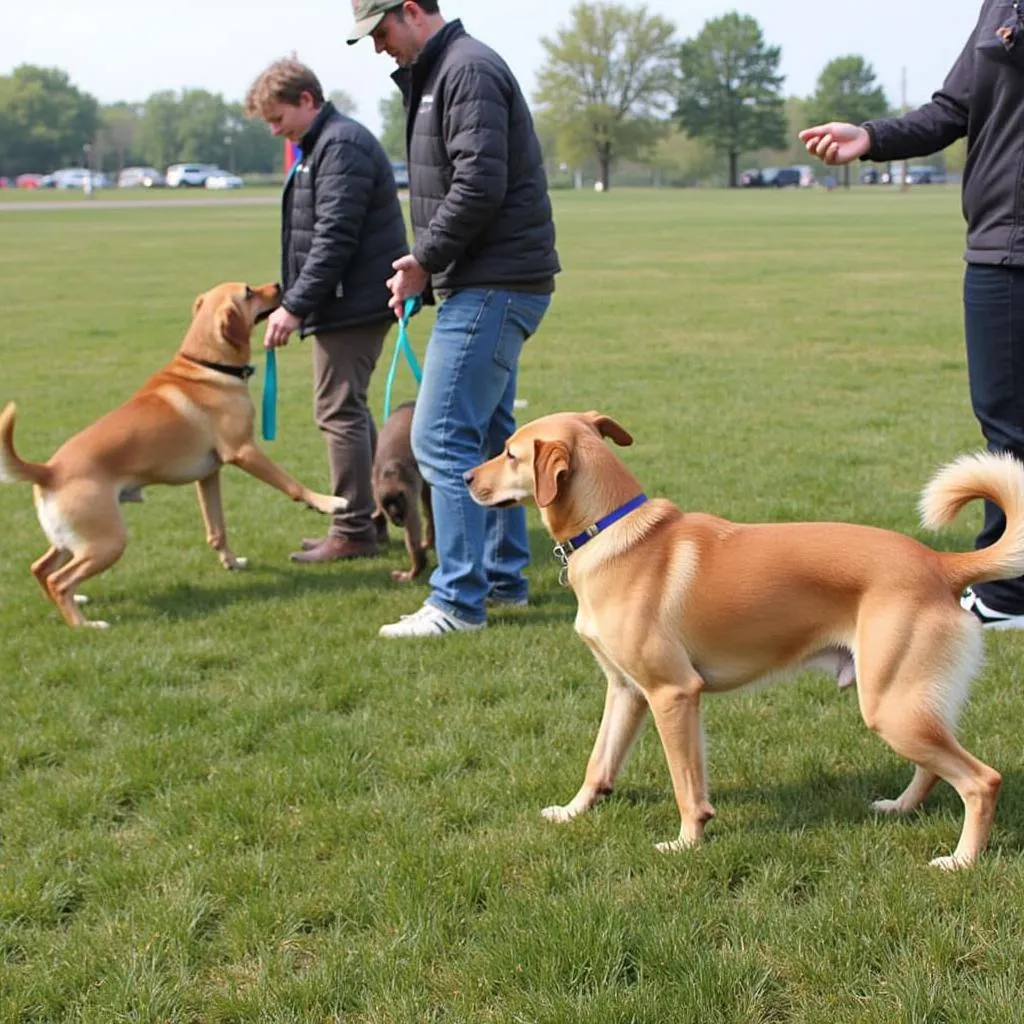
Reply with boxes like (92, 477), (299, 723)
(858, 611), (999, 868)
(31, 546), (71, 598)
(542, 644), (649, 825)
(45, 535), (126, 628)
(196, 471), (247, 570)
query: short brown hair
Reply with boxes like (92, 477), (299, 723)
(244, 59), (325, 117)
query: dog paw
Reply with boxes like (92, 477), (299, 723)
(222, 556), (248, 571)
(871, 798), (907, 815)
(541, 804), (580, 824)
(83, 619), (111, 630)
(73, 594), (90, 606)
(391, 569), (416, 583)
(929, 854), (972, 871)
(654, 837), (699, 853)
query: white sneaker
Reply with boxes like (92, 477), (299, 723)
(378, 603), (486, 638)
(960, 587), (1024, 630)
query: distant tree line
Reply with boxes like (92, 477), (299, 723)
(1, 3), (963, 187)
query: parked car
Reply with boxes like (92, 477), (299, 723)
(906, 165), (945, 185)
(15, 173), (43, 188)
(860, 167), (881, 185)
(166, 163), (218, 188)
(50, 168), (110, 190)
(390, 160), (409, 188)
(118, 166), (166, 188)
(204, 171), (244, 190)
(740, 166), (802, 188)
(793, 165), (816, 188)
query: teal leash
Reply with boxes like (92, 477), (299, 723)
(262, 347), (278, 441)
(383, 296), (423, 420)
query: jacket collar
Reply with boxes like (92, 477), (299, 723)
(391, 18), (466, 95)
(299, 100), (337, 154)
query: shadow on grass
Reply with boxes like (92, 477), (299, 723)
(608, 764), (1024, 854)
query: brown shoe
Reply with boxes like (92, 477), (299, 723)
(289, 537), (379, 563)
(299, 536), (327, 551)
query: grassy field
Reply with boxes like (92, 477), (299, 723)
(2, 187), (1024, 1023)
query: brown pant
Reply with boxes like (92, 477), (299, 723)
(312, 320), (391, 542)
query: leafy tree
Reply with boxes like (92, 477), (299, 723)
(808, 55), (889, 186)
(0, 65), (99, 175)
(378, 91), (406, 161)
(534, 1), (678, 191)
(676, 13), (786, 187)
(97, 102), (144, 174)
(175, 89), (231, 164)
(329, 89), (358, 116)
(135, 91), (181, 171)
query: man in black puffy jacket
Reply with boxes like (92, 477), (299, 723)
(348, 2), (561, 638)
(245, 59), (408, 562)
(800, 0), (1024, 629)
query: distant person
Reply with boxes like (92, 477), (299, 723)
(244, 58), (408, 562)
(800, 0), (1024, 629)
(347, 1), (561, 637)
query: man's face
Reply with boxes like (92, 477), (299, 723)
(261, 93), (318, 143)
(370, 8), (422, 67)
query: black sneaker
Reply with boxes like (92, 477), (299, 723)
(960, 587), (1024, 630)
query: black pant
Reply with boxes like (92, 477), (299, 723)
(964, 263), (1024, 612)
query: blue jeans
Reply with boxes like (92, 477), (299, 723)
(411, 289), (551, 624)
(964, 264), (1024, 612)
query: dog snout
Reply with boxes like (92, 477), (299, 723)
(463, 469), (476, 487)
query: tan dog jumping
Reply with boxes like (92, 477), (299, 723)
(465, 410), (1024, 869)
(0, 281), (346, 629)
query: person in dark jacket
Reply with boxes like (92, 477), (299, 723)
(800, 0), (1024, 630)
(245, 59), (408, 562)
(347, 1), (561, 638)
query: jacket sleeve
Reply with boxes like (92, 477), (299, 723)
(861, 19), (976, 160)
(412, 64), (509, 274)
(282, 139), (375, 318)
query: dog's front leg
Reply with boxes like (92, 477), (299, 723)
(542, 644), (648, 824)
(393, 501), (427, 583)
(196, 471), (247, 570)
(421, 481), (434, 551)
(222, 443), (347, 515)
(646, 679), (715, 851)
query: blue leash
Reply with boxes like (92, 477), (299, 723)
(263, 150), (302, 443)
(262, 347), (278, 441)
(383, 296), (423, 420)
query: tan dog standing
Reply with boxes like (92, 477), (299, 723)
(465, 411), (1024, 869)
(0, 281), (346, 628)
(371, 401), (433, 582)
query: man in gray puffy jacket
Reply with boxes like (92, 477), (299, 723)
(800, 0), (1024, 629)
(245, 59), (408, 563)
(348, 1), (561, 638)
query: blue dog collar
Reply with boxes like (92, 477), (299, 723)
(552, 493), (648, 574)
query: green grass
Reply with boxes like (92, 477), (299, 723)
(2, 187), (1023, 1022)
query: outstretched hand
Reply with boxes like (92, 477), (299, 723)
(798, 122), (871, 166)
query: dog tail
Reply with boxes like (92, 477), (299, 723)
(0, 403), (52, 488)
(920, 450), (1024, 592)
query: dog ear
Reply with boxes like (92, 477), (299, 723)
(584, 411), (633, 447)
(217, 302), (250, 349)
(192, 294), (205, 317)
(533, 439), (570, 508)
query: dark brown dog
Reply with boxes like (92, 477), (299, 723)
(372, 401), (433, 583)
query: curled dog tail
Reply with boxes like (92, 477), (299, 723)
(0, 403), (52, 488)
(920, 450), (1024, 593)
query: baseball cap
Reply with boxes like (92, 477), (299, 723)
(347, 0), (405, 44)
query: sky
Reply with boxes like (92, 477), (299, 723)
(3, 0), (979, 137)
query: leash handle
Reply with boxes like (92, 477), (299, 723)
(262, 347), (278, 441)
(383, 296), (423, 421)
